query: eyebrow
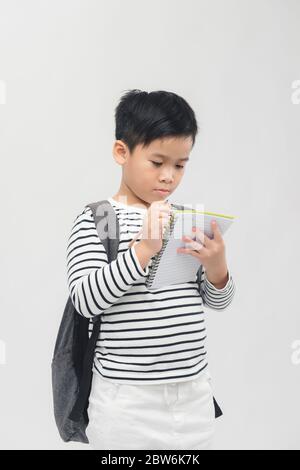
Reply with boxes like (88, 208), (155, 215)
(151, 152), (189, 161)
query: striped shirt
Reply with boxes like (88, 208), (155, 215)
(66, 197), (236, 385)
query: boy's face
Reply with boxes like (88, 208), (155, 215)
(112, 136), (193, 208)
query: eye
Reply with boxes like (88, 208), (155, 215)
(151, 161), (184, 169)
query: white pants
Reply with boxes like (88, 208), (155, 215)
(86, 371), (216, 450)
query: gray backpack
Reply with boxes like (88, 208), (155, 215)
(51, 199), (222, 444)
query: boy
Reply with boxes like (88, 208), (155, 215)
(66, 89), (235, 450)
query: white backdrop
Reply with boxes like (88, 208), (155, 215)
(0, 0), (299, 450)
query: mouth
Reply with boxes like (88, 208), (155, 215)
(154, 189), (171, 194)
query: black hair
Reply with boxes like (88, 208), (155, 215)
(114, 89), (198, 154)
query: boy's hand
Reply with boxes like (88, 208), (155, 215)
(129, 200), (172, 255)
(177, 220), (229, 288)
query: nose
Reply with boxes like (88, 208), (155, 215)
(159, 169), (175, 184)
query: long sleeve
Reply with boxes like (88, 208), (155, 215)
(66, 207), (150, 318)
(199, 267), (236, 311)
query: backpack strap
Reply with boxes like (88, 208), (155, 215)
(87, 200), (120, 263)
(69, 199), (120, 423)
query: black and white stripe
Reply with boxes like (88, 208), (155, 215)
(66, 197), (236, 385)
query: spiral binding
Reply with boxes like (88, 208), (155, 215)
(145, 209), (178, 289)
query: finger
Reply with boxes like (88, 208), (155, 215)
(160, 207), (172, 215)
(182, 236), (204, 251)
(177, 247), (205, 259)
(153, 201), (171, 211)
(159, 215), (172, 228)
(211, 220), (223, 241)
(192, 226), (211, 246)
(159, 212), (171, 218)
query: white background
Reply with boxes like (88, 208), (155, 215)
(0, 0), (299, 449)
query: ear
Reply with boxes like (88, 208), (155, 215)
(112, 140), (128, 166)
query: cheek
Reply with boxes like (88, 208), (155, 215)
(175, 171), (184, 180)
(133, 164), (156, 185)
(143, 162), (157, 176)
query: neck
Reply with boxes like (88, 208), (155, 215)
(112, 187), (150, 210)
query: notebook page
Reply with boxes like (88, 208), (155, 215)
(147, 210), (234, 290)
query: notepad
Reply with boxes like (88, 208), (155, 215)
(145, 207), (235, 290)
